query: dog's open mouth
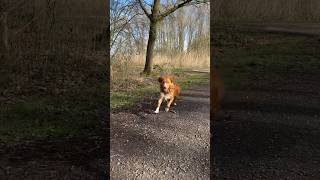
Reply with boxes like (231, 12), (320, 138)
(161, 86), (169, 93)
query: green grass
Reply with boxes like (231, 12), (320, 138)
(178, 73), (209, 90)
(111, 86), (157, 110)
(215, 31), (320, 90)
(0, 84), (106, 144)
(111, 71), (208, 111)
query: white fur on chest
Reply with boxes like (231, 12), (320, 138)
(161, 93), (171, 101)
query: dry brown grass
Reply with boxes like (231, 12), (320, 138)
(110, 51), (209, 92)
(0, 0), (107, 97)
(132, 52), (210, 69)
(110, 51), (210, 110)
(212, 0), (320, 22)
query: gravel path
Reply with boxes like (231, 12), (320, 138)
(212, 78), (320, 179)
(111, 79), (210, 179)
(230, 23), (320, 36)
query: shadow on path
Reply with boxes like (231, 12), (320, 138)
(111, 81), (210, 179)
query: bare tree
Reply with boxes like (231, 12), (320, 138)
(177, 9), (185, 52)
(110, 0), (143, 57)
(186, 13), (196, 51)
(137, 0), (209, 74)
(0, 12), (9, 62)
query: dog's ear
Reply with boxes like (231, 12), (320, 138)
(169, 75), (175, 83)
(158, 77), (164, 83)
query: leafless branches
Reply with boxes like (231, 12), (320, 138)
(136, 0), (209, 21)
(111, 0), (147, 57)
(111, 0), (209, 66)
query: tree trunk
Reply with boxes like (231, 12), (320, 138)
(1, 12), (9, 62)
(139, 0), (194, 74)
(178, 27), (184, 52)
(177, 9), (184, 52)
(143, 20), (157, 74)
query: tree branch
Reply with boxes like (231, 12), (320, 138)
(137, 0), (151, 19)
(7, 0), (29, 14)
(111, 12), (143, 49)
(157, 0), (209, 21)
(13, 8), (47, 36)
(157, 0), (192, 20)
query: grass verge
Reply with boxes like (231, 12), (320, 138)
(111, 70), (209, 111)
(0, 84), (106, 144)
(214, 30), (320, 90)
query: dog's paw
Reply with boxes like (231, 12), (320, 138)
(165, 107), (169, 112)
(170, 110), (177, 113)
(154, 109), (159, 114)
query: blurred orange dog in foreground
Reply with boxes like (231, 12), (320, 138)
(154, 75), (180, 114)
(211, 67), (224, 118)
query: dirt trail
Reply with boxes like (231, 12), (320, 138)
(222, 23), (320, 36)
(110, 75), (210, 179)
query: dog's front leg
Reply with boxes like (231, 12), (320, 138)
(165, 98), (174, 112)
(154, 95), (164, 114)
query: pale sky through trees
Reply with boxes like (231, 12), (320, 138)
(110, 0), (209, 55)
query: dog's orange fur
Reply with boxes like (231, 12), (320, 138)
(154, 75), (180, 113)
(211, 67), (224, 118)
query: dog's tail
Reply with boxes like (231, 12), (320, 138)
(175, 85), (181, 96)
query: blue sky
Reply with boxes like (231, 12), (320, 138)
(111, 0), (209, 53)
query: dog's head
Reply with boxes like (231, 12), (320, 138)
(158, 75), (175, 93)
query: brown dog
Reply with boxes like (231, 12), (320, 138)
(154, 75), (180, 114)
(211, 67), (224, 118)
